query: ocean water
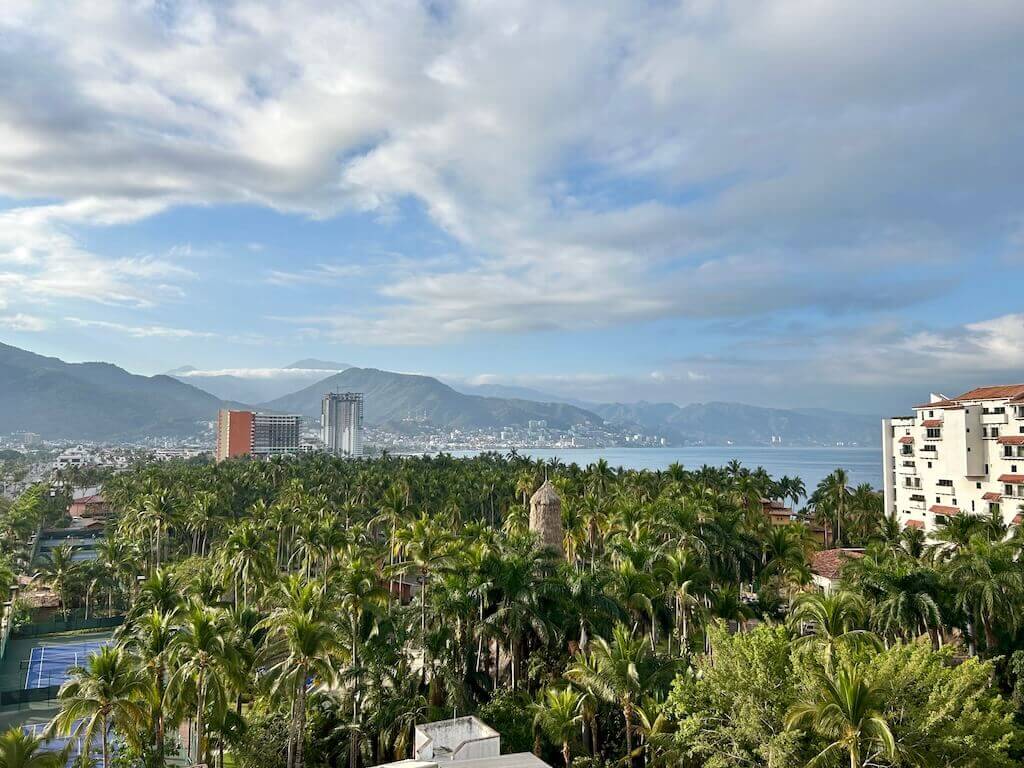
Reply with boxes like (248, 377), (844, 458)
(448, 446), (882, 497)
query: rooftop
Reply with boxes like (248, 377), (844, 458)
(914, 383), (1024, 409)
(810, 548), (864, 581)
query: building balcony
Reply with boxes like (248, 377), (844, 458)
(982, 412), (1009, 425)
(935, 486), (955, 496)
(907, 499), (926, 510)
(897, 462), (916, 475)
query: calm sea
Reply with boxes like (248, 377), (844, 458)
(447, 446), (882, 498)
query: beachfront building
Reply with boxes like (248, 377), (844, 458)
(882, 385), (1024, 534)
(216, 409), (302, 461)
(321, 392), (364, 457)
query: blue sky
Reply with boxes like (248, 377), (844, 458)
(1, 0), (1023, 415)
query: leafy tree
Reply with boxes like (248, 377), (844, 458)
(0, 727), (64, 768)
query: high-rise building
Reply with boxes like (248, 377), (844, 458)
(322, 392), (364, 457)
(216, 409), (301, 461)
(882, 385), (1024, 535)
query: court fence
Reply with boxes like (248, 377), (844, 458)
(0, 683), (61, 707)
(13, 615), (124, 638)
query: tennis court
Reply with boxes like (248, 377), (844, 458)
(21, 721), (107, 768)
(23, 640), (108, 689)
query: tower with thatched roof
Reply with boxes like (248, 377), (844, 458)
(529, 480), (563, 557)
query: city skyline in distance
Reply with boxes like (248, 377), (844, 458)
(0, 2), (1022, 415)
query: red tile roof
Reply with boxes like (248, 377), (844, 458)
(921, 419), (943, 427)
(982, 492), (1003, 502)
(999, 474), (1024, 484)
(997, 436), (1024, 445)
(929, 504), (961, 516)
(913, 400), (961, 410)
(71, 493), (105, 504)
(954, 384), (1024, 401)
(906, 519), (925, 529)
(810, 549), (864, 581)
(913, 384), (1024, 410)
(898, 436), (914, 444)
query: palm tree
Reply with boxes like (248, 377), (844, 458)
(786, 663), (896, 768)
(815, 470), (851, 546)
(262, 583), (342, 768)
(0, 727), (64, 768)
(218, 520), (273, 608)
(38, 544), (78, 620)
(532, 687), (582, 767)
(123, 608), (175, 768)
(50, 646), (149, 768)
(566, 624), (679, 768)
(949, 538), (1024, 656)
(395, 514), (454, 632)
(166, 604), (230, 767)
(787, 591), (878, 662)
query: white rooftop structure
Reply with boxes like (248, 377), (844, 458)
(372, 717), (550, 768)
(415, 716), (499, 762)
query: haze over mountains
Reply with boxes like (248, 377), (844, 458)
(167, 360), (351, 403)
(0, 341), (877, 445)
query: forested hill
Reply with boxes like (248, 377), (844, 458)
(261, 367), (604, 429)
(0, 342), (225, 440)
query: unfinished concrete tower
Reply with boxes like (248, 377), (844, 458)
(529, 480), (564, 557)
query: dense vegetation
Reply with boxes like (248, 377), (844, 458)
(6, 453), (1024, 768)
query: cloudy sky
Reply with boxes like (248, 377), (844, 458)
(1, 0), (1022, 414)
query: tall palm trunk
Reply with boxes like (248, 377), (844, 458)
(101, 714), (110, 768)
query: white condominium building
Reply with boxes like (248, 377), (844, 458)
(882, 385), (1024, 534)
(322, 392), (364, 457)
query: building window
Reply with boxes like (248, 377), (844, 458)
(926, 427), (941, 439)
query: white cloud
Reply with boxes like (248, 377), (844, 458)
(175, 366), (344, 379)
(66, 317), (215, 339)
(0, 313), (48, 331)
(0, 0), (1021, 342)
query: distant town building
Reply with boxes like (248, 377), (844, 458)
(882, 385), (1024, 534)
(216, 409), (301, 461)
(69, 491), (111, 520)
(321, 392), (364, 457)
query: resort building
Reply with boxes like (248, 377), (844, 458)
(321, 392), (364, 457)
(882, 385), (1024, 534)
(216, 409), (302, 461)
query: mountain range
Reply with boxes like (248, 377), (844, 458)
(0, 341), (879, 444)
(0, 342), (225, 440)
(261, 367), (603, 430)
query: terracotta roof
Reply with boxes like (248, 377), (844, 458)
(929, 504), (961, 516)
(997, 436), (1024, 445)
(999, 474), (1024, 484)
(71, 493), (105, 504)
(898, 436), (914, 444)
(921, 419), (943, 428)
(810, 549), (864, 581)
(982, 492), (1003, 502)
(913, 384), (1024, 410)
(906, 519), (924, 529)
(954, 384), (1024, 401)
(913, 400), (961, 410)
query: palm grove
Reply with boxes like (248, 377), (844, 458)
(3, 453), (1024, 768)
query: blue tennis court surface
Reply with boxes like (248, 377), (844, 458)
(24, 640), (109, 689)
(21, 721), (108, 768)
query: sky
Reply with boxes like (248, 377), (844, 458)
(1, 0), (1023, 416)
